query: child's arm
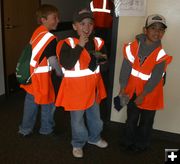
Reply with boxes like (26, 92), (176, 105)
(135, 61), (165, 105)
(60, 42), (83, 70)
(119, 58), (132, 92)
(48, 56), (63, 76)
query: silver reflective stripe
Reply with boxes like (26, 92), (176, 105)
(34, 66), (52, 73)
(156, 49), (166, 61)
(90, 0), (111, 13)
(61, 37), (101, 77)
(131, 68), (151, 81)
(62, 67), (65, 73)
(94, 37), (103, 48)
(68, 37), (102, 50)
(30, 32), (54, 67)
(162, 72), (165, 77)
(125, 44), (135, 63)
(68, 37), (76, 48)
(74, 61), (80, 71)
(63, 66), (100, 77)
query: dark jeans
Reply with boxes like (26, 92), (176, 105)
(124, 95), (156, 149)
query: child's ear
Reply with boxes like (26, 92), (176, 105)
(143, 27), (147, 34)
(72, 24), (77, 31)
(41, 17), (47, 24)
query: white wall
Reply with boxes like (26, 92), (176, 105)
(111, 0), (180, 134)
(0, 2), (5, 95)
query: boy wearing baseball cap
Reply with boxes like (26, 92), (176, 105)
(118, 14), (172, 152)
(55, 9), (108, 158)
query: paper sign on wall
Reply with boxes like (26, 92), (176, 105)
(114, 0), (147, 17)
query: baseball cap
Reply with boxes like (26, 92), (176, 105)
(73, 9), (94, 23)
(145, 14), (167, 28)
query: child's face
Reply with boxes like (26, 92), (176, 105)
(144, 23), (166, 44)
(73, 18), (94, 37)
(42, 12), (60, 30)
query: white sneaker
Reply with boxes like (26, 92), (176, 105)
(72, 147), (83, 158)
(88, 139), (108, 148)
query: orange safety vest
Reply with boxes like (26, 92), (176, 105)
(55, 37), (107, 111)
(90, 0), (113, 28)
(123, 40), (172, 110)
(20, 25), (56, 104)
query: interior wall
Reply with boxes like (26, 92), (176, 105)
(111, 0), (180, 134)
(41, 0), (90, 22)
(111, 16), (145, 123)
(0, 2), (5, 95)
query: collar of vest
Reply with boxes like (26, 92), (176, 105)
(125, 41), (166, 64)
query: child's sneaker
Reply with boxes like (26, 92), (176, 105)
(72, 147), (83, 158)
(18, 132), (32, 138)
(88, 139), (108, 148)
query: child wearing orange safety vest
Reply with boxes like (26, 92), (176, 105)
(19, 4), (62, 137)
(55, 9), (108, 158)
(118, 14), (172, 152)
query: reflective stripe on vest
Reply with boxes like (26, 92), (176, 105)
(125, 43), (166, 63)
(34, 60), (52, 74)
(127, 44), (167, 81)
(125, 43), (135, 63)
(62, 66), (100, 77)
(68, 37), (76, 48)
(131, 68), (151, 81)
(34, 66), (52, 73)
(62, 37), (101, 77)
(156, 49), (166, 61)
(30, 32), (54, 67)
(90, 0), (111, 13)
(94, 37), (103, 49)
(67, 37), (102, 49)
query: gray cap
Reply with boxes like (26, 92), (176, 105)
(145, 14), (167, 28)
(73, 9), (94, 23)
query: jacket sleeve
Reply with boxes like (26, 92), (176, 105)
(60, 42), (83, 70)
(39, 38), (57, 63)
(119, 58), (132, 89)
(48, 56), (63, 76)
(99, 44), (109, 72)
(143, 61), (165, 93)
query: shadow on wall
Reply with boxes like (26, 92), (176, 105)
(54, 30), (74, 41)
(8, 73), (20, 93)
(52, 21), (74, 41)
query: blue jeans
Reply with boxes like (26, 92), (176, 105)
(70, 102), (103, 148)
(19, 93), (55, 135)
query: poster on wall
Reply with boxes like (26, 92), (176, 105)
(114, 0), (147, 17)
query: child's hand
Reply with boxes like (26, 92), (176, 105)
(78, 32), (89, 47)
(97, 54), (107, 65)
(134, 91), (147, 105)
(134, 94), (144, 105)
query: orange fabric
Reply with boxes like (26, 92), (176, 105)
(123, 40), (172, 110)
(56, 40), (64, 63)
(91, 0), (113, 28)
(55, 37), (107, 110)
(20, 25), (56, 104)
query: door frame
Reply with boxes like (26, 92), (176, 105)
(1, 0), (41, 96)
(0, 0), (8, 96)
